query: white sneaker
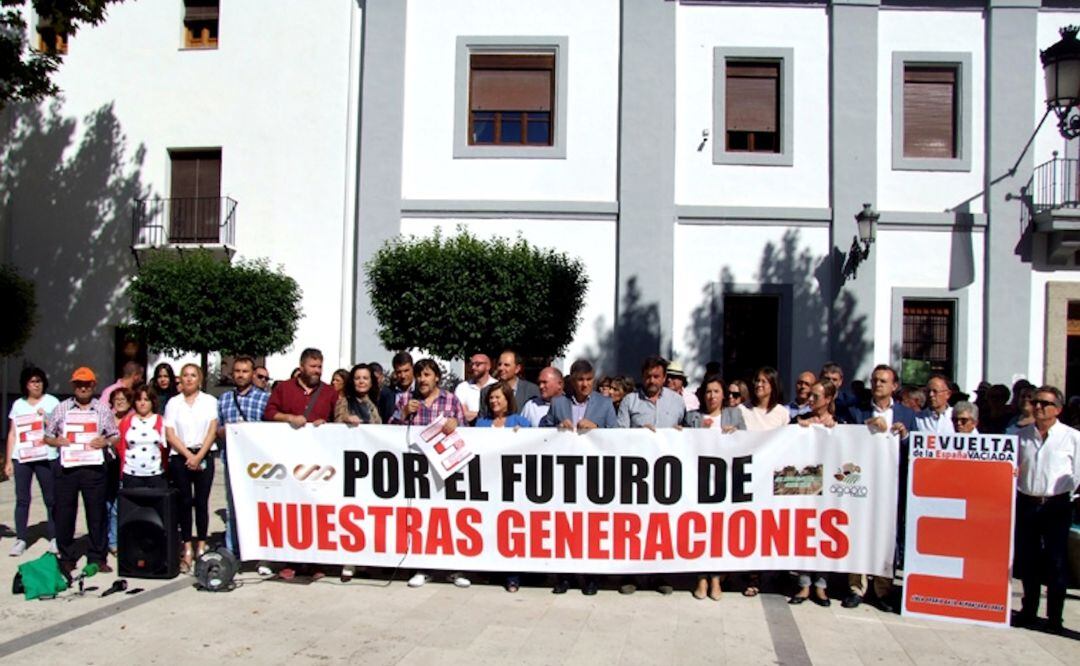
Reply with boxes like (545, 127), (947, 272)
(48, 539), (58, 554)
(450, 573), (471, 588)
(8, 539), (27, 557)
(341, 565), (355, 580)
(257, 562), (273, 576)
(407, 572), (431, 588)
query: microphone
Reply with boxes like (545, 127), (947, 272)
(101, 579), (129, 597)
(73, 562), (99, 595)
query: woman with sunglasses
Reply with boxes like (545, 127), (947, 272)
(726, 379), (749, 409)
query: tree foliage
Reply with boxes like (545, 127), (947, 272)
(0, 263), (37, 356)
(1, 1), (124, 110)
(126, 251), (302, 366)
(365, 230), (589, 361)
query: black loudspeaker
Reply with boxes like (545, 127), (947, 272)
(118, 487), (180, 579)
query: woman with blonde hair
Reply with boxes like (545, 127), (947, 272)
(164, 363), (219, 572)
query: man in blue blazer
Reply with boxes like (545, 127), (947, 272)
(541, 359), (617, 430)
(843, 363), (915, 613)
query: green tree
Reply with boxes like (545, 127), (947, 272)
(1, 1), (125, 109)
(365, 230), (589, 361)
(126, 251), (302, 384)
(0, 263), (37, 356)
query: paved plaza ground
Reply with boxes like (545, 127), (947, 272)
(0, 471), (1076, 665)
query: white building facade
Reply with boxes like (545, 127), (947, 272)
(3, 0), (1080, 398)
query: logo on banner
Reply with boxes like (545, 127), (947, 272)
(829, 463), (868, 498)
(247, 463), (287, 480)
(772, 464), (823, 495)
(293, 464), (336, 482)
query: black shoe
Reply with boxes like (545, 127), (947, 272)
(841, 593), (862, 609)
(582, 579), (598, 596)
(1046, 620), (1064, 634)
(811, 595), (832, 608)
(1012, 612), (1037, 628)
(619, 583), (636, 595)
(788, 595), (808, 605)
(871, 596), (894, 613)
(657, 584), (673, 596)
(552, 579), (570, 595)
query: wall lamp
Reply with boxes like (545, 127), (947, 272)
(1041, 25), (1080, 140)
(845, 203), (878, 280)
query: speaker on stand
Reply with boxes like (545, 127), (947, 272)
(118, 487), (180, 579)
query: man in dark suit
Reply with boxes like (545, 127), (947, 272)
(541, 359), (617, 430)
(843, 363), (916, 612)
(479, 349), (540, 418)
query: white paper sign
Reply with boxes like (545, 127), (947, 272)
(13, 413), (49, 462)
(61, 411), (104, 467)
(409, 416), (475, 480)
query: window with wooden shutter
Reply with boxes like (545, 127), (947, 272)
(903, 65), (957, 159)
(469, 53), (554, 146)
(901, 299), (956, 379)
(183, 0), (219, 49)
(725, 61), (780, 153)
(169, 150), (222, 243)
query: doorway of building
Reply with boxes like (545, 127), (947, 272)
(1065, 301), (1080, 400)
(722, 293), (780, 385)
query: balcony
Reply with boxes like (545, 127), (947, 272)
(1030, 153), (1080, 264)
(131, 196), (237, 263)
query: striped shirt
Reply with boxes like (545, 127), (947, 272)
(45, 398), (119, 440)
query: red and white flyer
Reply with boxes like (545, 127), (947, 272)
(61, 411), (104, 467)
(409, 416), (475, 480)
(13, 413), (49, 463)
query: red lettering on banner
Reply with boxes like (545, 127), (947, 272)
(456, 508), (483, 556)
(793, 508), (817, 557)
(709, 511), (725, 556)
(761, 510), (789, 556)
(316, 504), (336, 550)
(612, 512), (642, 559)
(395, 507), (423, 554)
(729, 510), (756, 557)
(369, 506), (392, 553)
(587, 512), (610, 559)
(643, 513), (675, 560)
(424, 508), (453, 555)
(497, 510), (525, 557)
(258, 502), (282, 548)
(906, 458), (1014, 624)
(286, 503), (313, 549)
(339, 506), (365, 552)
(676, 512), (706, 559)
(529, 511), (552, 558)
(553, 511), (583, 558)
(819, 509), (849, 558)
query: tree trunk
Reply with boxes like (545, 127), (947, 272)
(200, 350), (209, 390)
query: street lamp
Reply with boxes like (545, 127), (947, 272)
(1041, 25), (1080, 140)
(844, 203), (878, 280)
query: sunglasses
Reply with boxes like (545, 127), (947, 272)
(728, 392), (741, 398)
(952, 417), (973, 424)
(255, 374), (269, 380)
(1031, 399), (1058, 409)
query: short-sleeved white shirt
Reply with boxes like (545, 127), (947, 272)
(8, 395), (61, 462)
(164, 392), (219, 454)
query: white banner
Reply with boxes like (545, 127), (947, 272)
(227, 423), (899, 575)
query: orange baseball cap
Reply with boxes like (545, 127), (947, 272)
(71, 367), (96, 382)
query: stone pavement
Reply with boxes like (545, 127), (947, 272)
(0, 471), (1076, 665)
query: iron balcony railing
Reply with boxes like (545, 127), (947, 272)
(132, 196), (237, 248)
(1031, 152), (1080, 214)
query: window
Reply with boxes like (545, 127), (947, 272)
(712, 47), (793, 166)
(892, 52), (972, 172)
(901, 299), (955, 381)
(36, 15), (68, 55)
(169, 149), (222, 243)
(469, 54), (554, 146)
(902, 65), (957, 159)
(183, 0), (219, 49)
(725, 61), (780, 153)
(454, 36), (568, 159)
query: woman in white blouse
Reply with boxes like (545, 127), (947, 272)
(164, 364), (219, 572)
(740, 367), (790, 431)
(737, 366), (789, 597)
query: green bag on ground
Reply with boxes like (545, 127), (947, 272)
(16, 552), (69, 600)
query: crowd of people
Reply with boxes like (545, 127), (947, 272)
(3, 347), (1077, 632)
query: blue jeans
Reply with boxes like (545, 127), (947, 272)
(107, 498), (118, 549)
(13, 459), (56, 541)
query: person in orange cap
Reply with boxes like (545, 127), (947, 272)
(42, 366), (119, 574)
